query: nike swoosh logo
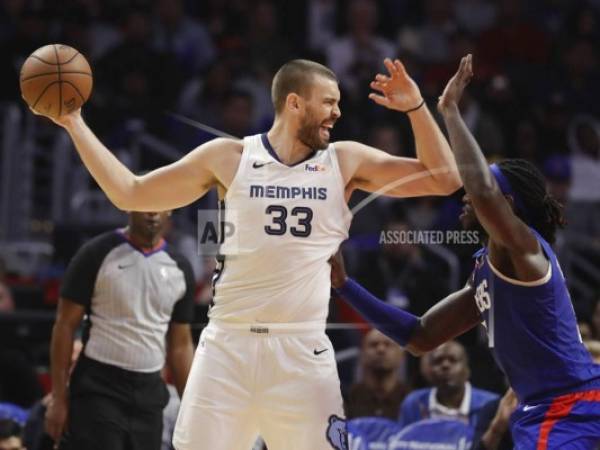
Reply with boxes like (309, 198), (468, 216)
(118, 264), (133, 269)
(314, 348), (329, 355)
(253, 161), (274, 169)
(523, 405), (538, 412)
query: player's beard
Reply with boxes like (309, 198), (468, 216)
(297, 111), (329, 151)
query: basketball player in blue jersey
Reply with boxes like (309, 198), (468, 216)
(332, 55), (600, 449)
(33, 58), (462, 450)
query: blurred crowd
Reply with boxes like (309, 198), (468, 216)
(1, 0), (600, 448)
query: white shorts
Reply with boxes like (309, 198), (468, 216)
(172, 320), (346, 450)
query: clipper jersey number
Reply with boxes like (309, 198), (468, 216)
(475, 279), (491, 314)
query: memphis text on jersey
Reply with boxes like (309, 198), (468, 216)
(250, 184), (328, 200)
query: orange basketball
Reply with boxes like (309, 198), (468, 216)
(19, 44), (93, 119)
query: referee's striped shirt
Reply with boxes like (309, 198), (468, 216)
(60, 229), (195, 372)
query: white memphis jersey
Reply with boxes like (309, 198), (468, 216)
(209, 133), (352, 324)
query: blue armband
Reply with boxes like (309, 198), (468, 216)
(336, 278), (419, 346)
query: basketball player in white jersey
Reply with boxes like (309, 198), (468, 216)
(35, 58), (461, 450)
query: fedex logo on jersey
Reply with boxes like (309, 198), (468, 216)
(305, 163), (327, 172)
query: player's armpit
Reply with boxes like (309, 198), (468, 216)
(336, 140), (460, 198)
(125, 138), (243, 212)
(406, 286), (480, 356)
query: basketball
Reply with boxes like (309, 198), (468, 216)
(19, 44), (93, 120)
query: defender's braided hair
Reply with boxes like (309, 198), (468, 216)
(496, 159), (566, 244)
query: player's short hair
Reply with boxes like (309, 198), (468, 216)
(271, 59), (337, 115)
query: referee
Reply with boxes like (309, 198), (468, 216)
(45, 211), (196, 450)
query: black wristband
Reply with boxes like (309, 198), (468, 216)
(403, 99), (425, 114)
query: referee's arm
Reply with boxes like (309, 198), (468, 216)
(46, 298), (85, 443)
(47, 237), (102, 443)
(166, 322), (194, 397)
(166, 253), (196, 397)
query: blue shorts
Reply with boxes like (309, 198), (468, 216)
(511, 389), (600, 449)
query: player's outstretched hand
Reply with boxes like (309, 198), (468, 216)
(369, 58), (423, 113)
(28, 105), (82, 129)
(329, 250), (348, 289)
(438, 54), (473, 116)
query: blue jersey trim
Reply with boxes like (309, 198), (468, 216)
(260, 133), (317, 167)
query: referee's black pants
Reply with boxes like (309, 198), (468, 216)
(61, 355), (170, 450)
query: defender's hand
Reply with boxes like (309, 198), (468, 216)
(438, 54), (473, 116)
(369, 58), (423, 113)
(329, 250), (348, 289)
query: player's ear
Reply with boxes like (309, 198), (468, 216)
(286, 93), (303, 113)
(504, 194), (516, 211)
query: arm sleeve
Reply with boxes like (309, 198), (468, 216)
(170, 253), (196, 323)
(60, 236), (112, 308)
(336, 278), (419, 346)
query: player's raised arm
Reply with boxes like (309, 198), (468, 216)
(437, 55), (538, 254)
(36, 110), (239, 212)
(338, 58), (461, 198)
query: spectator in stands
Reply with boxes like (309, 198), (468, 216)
(453, 0), (497, 35)
(0, 349), (42, 419)
(94, 7), (181, 132)
(346, 329), (408, 419)
(471, 388), (517, 450)
(398, 341), (498, 429)
(543, 154), (571, 207)
(244, 0), (292, 73)
(593, 300), (600, 340)
(585, 340), (600, 364)
(568, 115), (600, 205)
(0, 419), (25, 450)
(0, 257), (6, 281)
(397, 0), (456, 65)
(459, 91), (505, 158)
(356, 209), (453, 315)
(45, 211), (195, 450)
(0, 282), (14, 313)
(326, 0), (396, 101)
(152, 0), (215, 77)
(349, 123), (407, 238)
(218, 89), (255, 138)
(579, 321), (594, 341)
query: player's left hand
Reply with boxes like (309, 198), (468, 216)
(437, 54), (473, 116)
(369, 58), (423, 113)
